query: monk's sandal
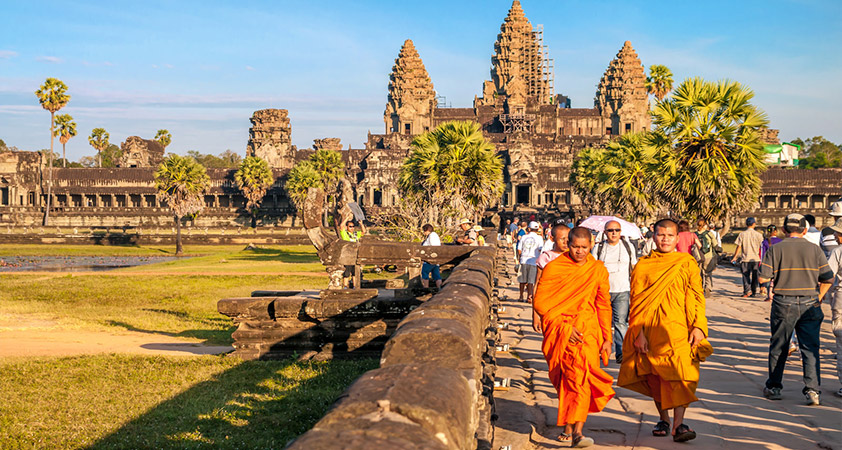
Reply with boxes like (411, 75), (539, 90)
(653, 420), (670, 436)
(557, 432), (572, 443)
(572, 434), (594, 448)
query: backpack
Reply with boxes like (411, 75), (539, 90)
(596, 238), (634, 275)
(698, 230), (712, 254)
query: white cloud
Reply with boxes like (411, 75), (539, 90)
(245, 65), (255, 71)
(0, 50), (18, 59)
(163, 63), (174, 69)
(36, 55), (64, 64)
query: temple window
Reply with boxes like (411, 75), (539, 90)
(1, 187), (10, 206)
(605, 127), (612, 135)
(116, 195), (126, 207)
(625, 123), (632, 133)
(145, 195), (156, 207)
(72, 194), (83, 207)
(404, 124), (411, 135)
(373, 189), (382, 206)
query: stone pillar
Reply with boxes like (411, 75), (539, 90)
(229, 195), (234, 209)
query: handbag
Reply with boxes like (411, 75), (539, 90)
(690, 244), (704, 264)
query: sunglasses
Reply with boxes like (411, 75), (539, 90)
(605, 228), (621, 232)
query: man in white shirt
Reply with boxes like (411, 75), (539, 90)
(420, 223), (442, 289)
(804, 214), (822, 247)
(824, 217), (842, 397)
(592, 220), (637, 364)
(517, 221), (544, 302)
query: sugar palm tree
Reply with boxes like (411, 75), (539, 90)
(35, 77), (70, 225)
(235, 155), (275, 228)
(570, 146), (610, 215)
(154, 154), (210, 255)
(646, 65), (673, 102)
(284, 160), (323, 209)
(589, 132), (660, 221)
(88, 128), (110, 168)
(154, 129), (172, 150)
(54, 114), (77, 168)
(650, 77), (769, 223)
(398, 120), (504, 225)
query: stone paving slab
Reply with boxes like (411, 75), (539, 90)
(492, 251), (841, 450)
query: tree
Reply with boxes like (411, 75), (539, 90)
(285, 160), (323, 209)
(792, 136), (842, 169)
(154, 154), (210, 255)
(100, 144), (123, 168)
(398, 120), (504, 229)
(235, 156), (275, 227)
(35, 77), (70, 225)
(0, 138), (7, 151)
(310, 149), (345, 195)
(646, 65), (673, 102)
(187, 150), (242, 168)
(54, 114), (77, 168)
(88, 128), (110, 168)
(155, 129), (172, 150)
(650, 77), (769, 224)
(79, 156), (97, 168)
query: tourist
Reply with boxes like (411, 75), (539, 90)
(455, 219), (477, 246)
(759, 225), (783, 302)
(508, 218), (520, 263)
(731, 217), (764, 297)
(675, 220), (702, 257)
(619, 219), (711, 442)
(592, 220), (636, 364)
(420, 224), (442, 289)
(514, 221), (528, 268)
(532, 227), (614, 448)
(504, 218), (514, 248)
(339, 220), (367, 288)
(517, 221), (544, 302)
(824, 217), (842, 398)
(804, 214), (822, 247)
(696, 219), (717, 295)
(532, 220), (570, 318)
(758, 214), (833, 405)
(473, 225), (486, 246)
(821, 201), (842, 257)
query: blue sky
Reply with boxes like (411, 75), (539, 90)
(1, 0), (840, 161)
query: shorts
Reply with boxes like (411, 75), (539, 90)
(518, 264), (537, 284)
(422, 262), (441, 281)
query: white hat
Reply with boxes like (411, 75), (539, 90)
(831, 217), (842, 234)
(528, 221), (540, 230)
(830, 200), (842, 217)
(459, 218), (473, 225)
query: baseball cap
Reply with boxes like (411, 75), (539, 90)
(830, 200), (842, 217)
(784, 213), (807, 229)
(745, 217), (756, 226)
(528, 221), (540, 230)
(459, 218), (473, 225)
(830, 217), (842, 234)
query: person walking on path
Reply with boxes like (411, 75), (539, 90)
(821, 201), (842, 257)
(514, 220), (527, 268)
(517, 221), (544, 302)
(532, 227), (614, 448)
(760, 225), (783, 302)
(732, 217), (764, 297)
(533, 221), (570, 332)
(696, 219), (717, 295)
(618, 219), (711, 443)
(675, 220), (702, 256)
(758, 213), (833, 405)
(825, 217), (842, 397)
(592, 219), (637, 364)
(455, 218), (478, 246)
(420, 224), (442, 289)
(804, 214), (822, 247)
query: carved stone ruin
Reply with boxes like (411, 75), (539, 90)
(117, 136), (164, 168)
(246, 109), (295, 169)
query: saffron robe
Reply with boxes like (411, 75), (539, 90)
(533, 253), (615, 425)
(618, 251), (711, 410)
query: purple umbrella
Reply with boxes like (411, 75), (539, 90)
(578, 215), (643, 239)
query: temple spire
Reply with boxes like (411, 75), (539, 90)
(595, 41), (650, 135)
(383, 39), (436, 135)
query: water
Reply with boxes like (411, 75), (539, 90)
(0, 255), (180, 272)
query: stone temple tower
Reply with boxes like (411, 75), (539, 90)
(489, 0), (552, 104)
(246, 109), (295, 169)
(595, 41), (650, 136)
(383, 39), (436, 136)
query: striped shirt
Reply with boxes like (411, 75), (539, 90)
(759, 237), (833, 297)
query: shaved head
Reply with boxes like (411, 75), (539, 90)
(568, 226), (593, 263)
(569, 226), (592, 242)
(654, 219), (678, 233)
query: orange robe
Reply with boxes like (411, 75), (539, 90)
(533, 253), (615, 425)
(618, 251), (711, 410)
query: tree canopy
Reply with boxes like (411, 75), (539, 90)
(155, 129), (172, 149)
(187, 150), (242, 168)
(792, 136), (842, 169)
(154, 154), (210, 255)
(235, 156), (275, 227)
(88, 128), (110, 168)
(645, 65), (673, 102)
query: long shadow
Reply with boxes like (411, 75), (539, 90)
(227, 248), (320, 264)
(106, 319), (236, 346)
(86, 355), (378, 449)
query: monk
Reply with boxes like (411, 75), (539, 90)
(618, 218), (711, 443)
(533, 227), (614, 448)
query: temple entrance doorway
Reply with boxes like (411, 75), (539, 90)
(516, 185), (531, 206)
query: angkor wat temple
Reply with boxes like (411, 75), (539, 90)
(1, 1), (839, 229)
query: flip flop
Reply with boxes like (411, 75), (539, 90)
(673, 423), (697, 442)
(653, 420), (670, 436)
(557, 432), (571, 443)
(572, 434), (594, 448)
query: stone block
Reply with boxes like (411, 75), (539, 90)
(217, 297), (278, 321)
(381, 317), (480, 374)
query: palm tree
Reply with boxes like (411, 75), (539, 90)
(398, 120), (504, 225)
(88, 128), (110, 168)
(54, 114), (77, 168)
(154, 154), (210, 255)
(235, 156), (275, 228)
(155, 129), (172, 150)
(650, 77), (769, 224)
(35, 77), (70, 225)
(646, 65), (673, 102)
(285, 160), (323, 209)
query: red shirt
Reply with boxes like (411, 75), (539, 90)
(676, 231), (696, 254)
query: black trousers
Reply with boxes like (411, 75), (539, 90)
(766, 296), (823, 392)
(740, 261), (759, 295)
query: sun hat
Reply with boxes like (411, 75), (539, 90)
(459, 218), (473, 225)
(528, 221), (540, 230)
(473, 225), (483, 231)
(830, 200), (842, 217)
(830, 217), (842, 234)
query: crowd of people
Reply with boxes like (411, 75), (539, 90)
(504, 201), (842, 447)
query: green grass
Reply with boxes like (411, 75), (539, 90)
(0, 243), (315, 258)
(0, 274), (326, 344)
(0, 354), (378, 449)
(115, 245), (324, 274)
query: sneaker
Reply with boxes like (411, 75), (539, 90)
(763, 387), (782, 400)
(788, 344), (798, 355)
(805, 390), (820, 406)
(836, 388), (842, 398)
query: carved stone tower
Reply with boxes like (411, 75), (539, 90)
(595, 41), (650, 136)
(383, 39), (436, 136)
(246, 109), (295, 169)
(489, 0), (552, 104)
(117, 136), (164, 168)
